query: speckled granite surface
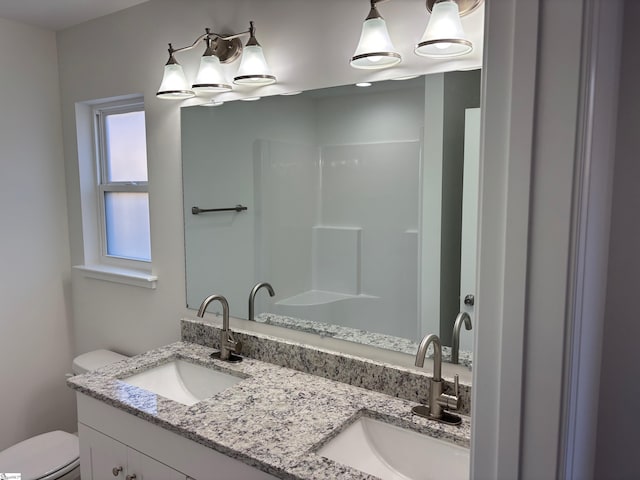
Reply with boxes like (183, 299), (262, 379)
(182, 317), (472, 415)
(67, 342), (470, 480)
(255, 312), (474, 368)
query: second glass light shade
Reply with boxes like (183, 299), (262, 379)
(415, 0), (472, 58)
(233, 45), (276, 86)
(193, 54), (232, 93)
(350, 16), (402, 69)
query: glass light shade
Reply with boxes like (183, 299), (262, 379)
(233, 45), (276, 86)
(157, 63), (195, 99)
(193, 55), (232, 93)
(350, 17), (402, 69)
(415, 0), (472, 58)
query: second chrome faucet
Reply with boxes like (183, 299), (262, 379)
(413, 333), (462, 425)
(451, 312), (472, 365)
(248, 282), (275, 321)
(197, 294), (242, 363)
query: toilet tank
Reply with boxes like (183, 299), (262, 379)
(72, 349), (128, 375)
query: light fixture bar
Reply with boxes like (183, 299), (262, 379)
(168, 29), (247, 61)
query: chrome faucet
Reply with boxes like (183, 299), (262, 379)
(451, 312), (472, 364)
(248, 282), (275, 321)
(197, 294), (242, 363)
(413, 333), (462, 425)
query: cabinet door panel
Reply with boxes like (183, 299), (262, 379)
(79, 424), (128, 480)
(127, 448), (185, 480)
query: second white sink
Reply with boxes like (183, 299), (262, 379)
(120, 359), (243, 406)
(318, 416), (469, 480)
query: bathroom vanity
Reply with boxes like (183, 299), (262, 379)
(68, 320), (471, 480)
(77, 394), (275, 479)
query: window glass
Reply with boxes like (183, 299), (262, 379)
(105, 110), (148, 182)
(104, 191), (151, 261)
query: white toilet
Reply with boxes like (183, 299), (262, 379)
(0, 349), (128, 480)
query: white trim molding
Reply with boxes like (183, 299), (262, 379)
(471, 0), (539, 477)
(74, 264), (158, 289)
(473, 0), (623, 479)
(559, 0), (622, 478)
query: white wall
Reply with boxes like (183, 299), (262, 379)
(0, 17), (75, 449)
(595, 1), (640, 477)
(56, 0), (483, 357)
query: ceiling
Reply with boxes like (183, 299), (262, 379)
(0, 0), (149, 31)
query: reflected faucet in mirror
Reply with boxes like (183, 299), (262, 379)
(413, 333), (461, 426)
(182, 70), (481, 363)
(451, 312), (472, 365)
(197, 294), (242, 363)
(248, 282), (275, 321)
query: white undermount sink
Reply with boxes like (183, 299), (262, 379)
(317, 416), (469, 480)
(120, 359), (243, 406)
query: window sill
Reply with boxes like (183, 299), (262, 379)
(73, 264), (158, 289)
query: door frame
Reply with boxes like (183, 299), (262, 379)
(471, 0), (622, 478)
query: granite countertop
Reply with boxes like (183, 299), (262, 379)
(255, 312), (474, 367)
(67, 341), (470, 480)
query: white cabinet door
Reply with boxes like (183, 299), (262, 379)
(127, 449), (185, 480)
(79, 423), (187, 480)
(79, 423), (128, 480)
(78, 395), (279, 480)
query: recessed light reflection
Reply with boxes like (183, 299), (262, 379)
(281, 91), (302, 96)
(203, 100), (224, 107)
(356, 82), (372, 87)
(241, 96), (261, 101)
(391, 74), (420, 81)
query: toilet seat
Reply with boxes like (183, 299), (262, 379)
(0, 431), (79, 480)
(37, 457), (79, 480)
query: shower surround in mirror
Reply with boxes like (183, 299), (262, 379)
(182, 72), (480, 360)
(255, 138), (420, 342)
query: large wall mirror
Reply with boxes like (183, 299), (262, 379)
(182, 70), (480, 364)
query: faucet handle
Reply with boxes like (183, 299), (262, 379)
(437, 374), (461, 412)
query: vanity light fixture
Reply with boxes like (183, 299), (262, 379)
(415, 0), (481, 58)
(157, 21), (276, 100)
(356, 82), (373, 87)
(350, 0), (402, 70)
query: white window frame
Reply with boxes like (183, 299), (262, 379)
(72, 95), (157, 289)
(93, 100), (151, 268)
